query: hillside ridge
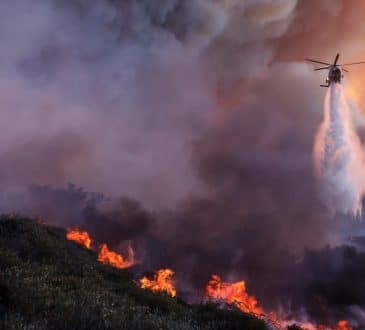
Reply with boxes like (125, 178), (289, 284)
(0, 215), (268, 330)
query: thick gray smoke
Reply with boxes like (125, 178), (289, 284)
(0, 0), (307, 211)
(0, 0), (217, 209)
(314, 84), (365, 216)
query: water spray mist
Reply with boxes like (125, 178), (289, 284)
(314, 83), (365, 216)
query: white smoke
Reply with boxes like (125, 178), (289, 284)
(314, 83), (365, 216)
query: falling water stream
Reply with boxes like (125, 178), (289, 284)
(314, 83), (365, 216)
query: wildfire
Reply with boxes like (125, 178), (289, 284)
(66, 228), (92, 249)
(64, 227), (354, 329)
(287, 320), (353, 330)
(139, 268), (177, 297)
(97, 243), (135, 269)
(334, 320), (352, 330)
(205, 275), (265, 316)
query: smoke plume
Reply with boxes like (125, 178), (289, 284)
(314, 84), (365, 216)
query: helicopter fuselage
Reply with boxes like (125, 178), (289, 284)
(328, 66), (342, 83)
(321, 66), (343, 87)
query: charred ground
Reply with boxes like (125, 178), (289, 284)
(0, 215), (268, 330)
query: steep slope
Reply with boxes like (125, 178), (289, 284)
(0, 215), (268, 330)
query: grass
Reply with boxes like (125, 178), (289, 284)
(0, 215), (269, 330)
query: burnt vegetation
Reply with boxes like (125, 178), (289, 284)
(0, 215), (268, 330)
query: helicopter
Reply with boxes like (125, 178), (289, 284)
(306, 53), (365, 87)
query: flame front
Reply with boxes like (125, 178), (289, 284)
(284, 320), (353, 330)
(139, 268), (176, 297)
(334, 320), (352, 330)
(97, 243), (135, 269)
(205, 275), (264, 316)
(66, 228), (92, 249)
(64, 227), (353, 329)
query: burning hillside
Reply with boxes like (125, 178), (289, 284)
(62, 222), (358, 329)
(0, 216), (268, 330)
(205, 275), (353, 330)
(3, 183), (363, 328)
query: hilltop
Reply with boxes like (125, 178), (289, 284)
(0, 215), (268, 330)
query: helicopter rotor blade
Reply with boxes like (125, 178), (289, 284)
(305, 59), (331, 66)
(334, 53), (340, 66)
(314, 66), (331, 71)
(341, 61), (365, 66)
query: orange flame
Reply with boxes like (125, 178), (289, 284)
(66, 228), (92, 249)
(139, 268), (177, 297)
(334, 320), (352, 330)
(205, 275), (353, 330)
(97, 243), (135, 269)
(205, 275), (264, 316)
(288, 320), (353, 330)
